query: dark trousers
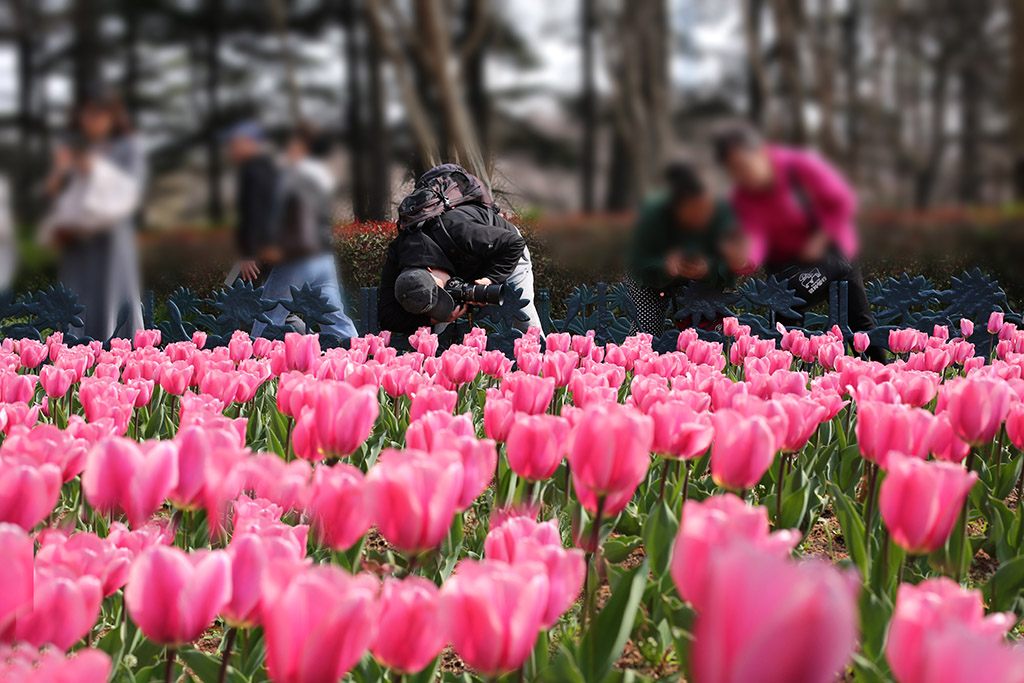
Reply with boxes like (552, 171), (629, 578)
(769, 258), (886, 362)
(627, 278), (674, 336)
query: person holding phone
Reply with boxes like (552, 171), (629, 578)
(626, 163), (747, 336)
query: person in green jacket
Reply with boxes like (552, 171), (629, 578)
(626, 163), (747, 335)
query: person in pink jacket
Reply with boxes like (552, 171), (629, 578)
(714, 126), (883, 361)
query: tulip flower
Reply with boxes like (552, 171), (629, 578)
(124, 546), (232, 646)
(960, 318), (974, 338)
(440, 559), (549, 678)
(886, 578), (1018, 683)
(82, 438), (179, 528)
(988, 311), (1005, 335)
(692, 543), (859, 683)
(0, 645), (111, 683)
(502, 373), (556, 415)
(283, 332), (320, 372)
(307, 463), (370, 551)
(542, 351), (579, 388)
(483, 389), (515, 442)
(39, 365), (75, 398)
(363, 449), (463, 553)
(505, 414), (571, 481)
(568, 403), (653, 513)
(669, 494), (799, 610)
(13, 568), (103, 650)
(223, 533), (306, 628)
(855, 401), (934, 468)
(35, 531), (133, 597)
(0, 457), (61, 530)
(940, 377), (1013, 446)
(853, 332), (870, 353)
(444, 435), (498, 510)
(372, 576), (446, 674)
(0, 523), (33, 632)
(709, 410), (777, 491)
(408, 385), (458, 421)
(262, 566), (378, 683)
(879, 453), (977, 554)
(648, 400), (714, 460)
(485, 516), (585, 628)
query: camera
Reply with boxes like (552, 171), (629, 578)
(444, 277), (505, 306)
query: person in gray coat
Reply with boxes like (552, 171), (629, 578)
(42, 89), (144, 341)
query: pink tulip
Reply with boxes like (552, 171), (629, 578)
(1008, 402), (1024, 451)
(692, 543), (858, 683)
(648, 400), (714, 459)
(13, 568), (102, 650)
(941, 377), (1013, 446)
(82, 438), (179, 528)
(855, 401), (933, 468)
(294, 382), (379, 460)
(440, 559), (549, 677)
(505, 414), (571, 481)
(158, 360), (194, 395)
(262, 566), (378, 683)
(0, 457), (61, 530)
(106, 520), (173, 560)
(0, 372), (37, 404)
(669, 494), (799, 610)
(988, 311), (1005, 334)
(483, 390), (515, 442)
(443, 435), (498, 510)
(0, 401), (40, 435)
(439, 348), (480, 386)
(542, 351), (579, 388)
(363, 449), (463, 553)
(568, 403), (653, 513)
(372, 576), (446, 674)
(283, 332), (320, 372)
(709, 410), (777, 491)
(879, 453), (977, 554)
(39, 365), (75, 398)
(886, 578), (1018, 683)
(223, 533), (306, 628)
(35, 531), (133, 597)
(928, 412), (971, 464)
(960, 318), (975, 338)
(853, 332), (870, 353)
(1, 423), (90, 482)
(405, 411), (475, 451)
(228, 331), (253, 363)
(909, 624), (1024, 683)
(485, 516), (585, 628)
(169, 426), (247, 530)
(408, 385), (457, 421)
(0, 523), (33, 633)
(307, 464), (370, 551)
(480, 350), (513, 379)
(17, 339), (48, 369)
(502, 373), (556, 415)
(134, 329), (161, 348)
(0, 645), (111, 683)
(124, 546), (231, 646)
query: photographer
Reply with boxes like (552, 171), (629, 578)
(378, 164), (542, 335)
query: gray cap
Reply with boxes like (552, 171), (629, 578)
(395, 268), (455, 321)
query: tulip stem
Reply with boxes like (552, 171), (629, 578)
(956, 450), (978, 583)
(775, 454), (786, 527)
(657, 458), (670, 504)
(581, 496), (606, 634)
(218, 627), (237, 683)
(680, 461), (691, 515)
(564, 462), (572, 506)
(863, 463), (878, 534)
(165, 648), (176, 683)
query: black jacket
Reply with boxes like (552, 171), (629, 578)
(236, 154), (279, 259)
(378, 204), (526, 334)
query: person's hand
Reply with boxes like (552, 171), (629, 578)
(798, 232), (830, 264)
(666, 251), (709, 280)
(475, 277), (493, 286)
(432, 304), (467, 325)
(240, 260), (260, 281)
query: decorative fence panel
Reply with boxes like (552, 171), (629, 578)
(0, 268), (1018, 357)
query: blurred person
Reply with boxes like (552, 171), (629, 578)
(626, 163), (748, 336)
(714, 125), (884, 361)
(39, 88), (144, 340)
(249, 125), (357, 340)
(223, 121), (278, 286)
(378, 164), (542, 335)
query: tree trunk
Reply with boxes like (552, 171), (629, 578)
(841, 2), (860, 179)
(72, 0), (102, 105)
(581, 0), (598, 212)
(365, 25), (391, 221)
(266, 0), (304, 125)
(344, 0), (369, 219)
(205, 0), (225, 224)
(12, 0), (38, 225)
(462, 0), (492, 163)
(122, 3), (141, 118)
(744, 0), (767, 127)
(809, 0), (839, 157)
(958, 63), (983, 203)
(769, 0), (807, 144)
(1009, 0), (1024, 199)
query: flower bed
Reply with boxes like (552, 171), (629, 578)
(2, 318), (1024, 682)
